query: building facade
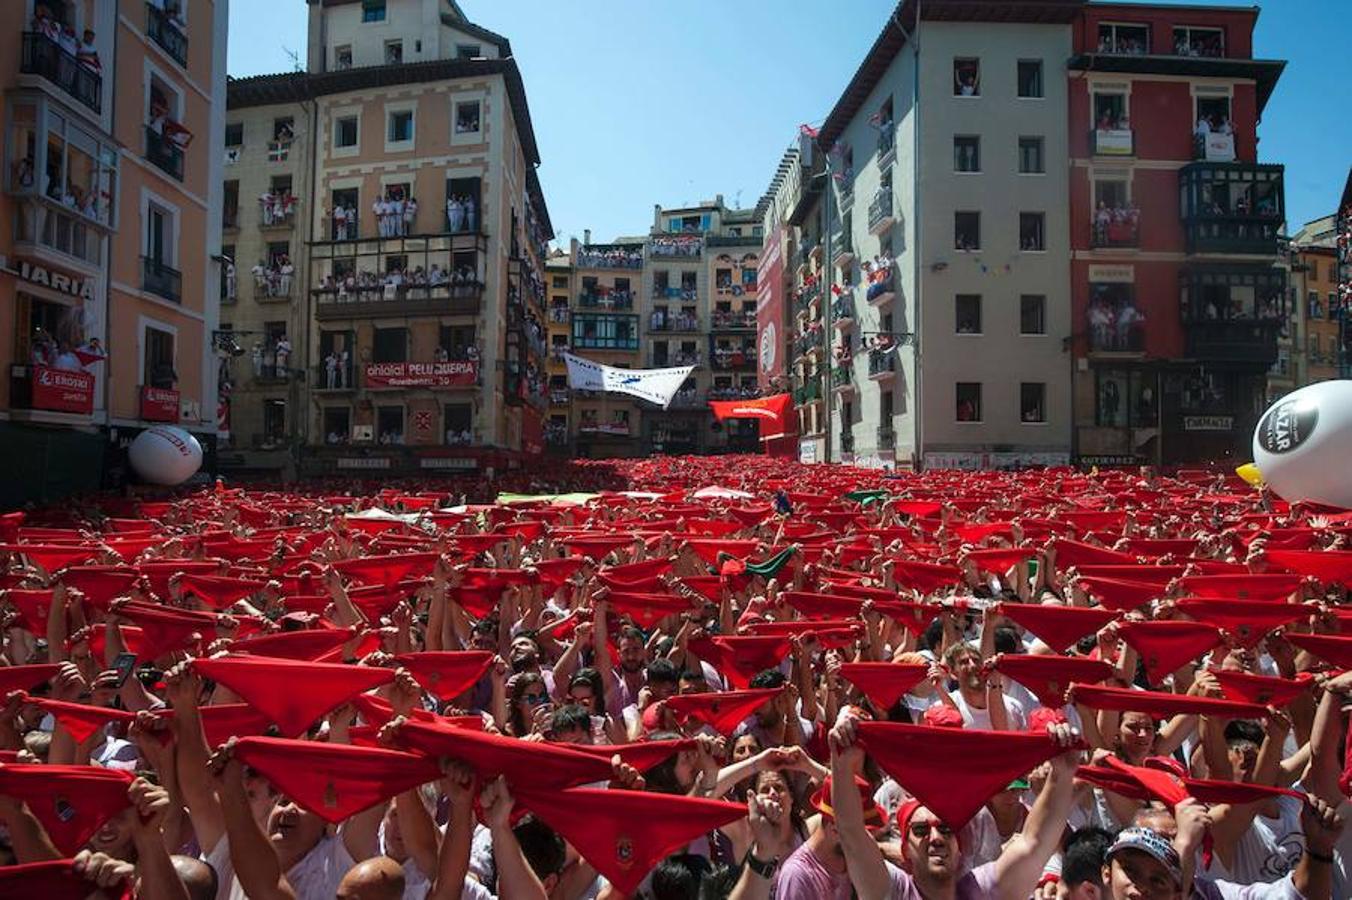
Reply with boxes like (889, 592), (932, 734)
(1284, 216), (1338, 393)
(218, 0), (553, 479)
(1069, 3), (1287, 467)
(1, 0), (227, 505)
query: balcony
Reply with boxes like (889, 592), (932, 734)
(877, 425), (896, 451)
(578, 290), (634, 310)
(868, 348), (896, 380)
(708, 386), (761, 402)
(793, 381), (823, 406)
(142, 257), (182, 303)
(549, 388), (571, 406)
(652, 286), (699, 303)
(794, 330), (824, 358)
(1091, 210), (1140, 249)
(1194, 132), (1236, 162)
(832, 365), (855, 394)
(1180, 162), (1284, 255)
(832, 296), (855, 328)
(868, 190), (896, 234)
(1091, 128), (1134, 157)
(667, 389), (703, 409)
(710, 347), (755, 370)
(145, 126), (184, 181)
(259, 208), (296, 231)
(832, 233), (855, 268)
(1184, 321), (1280, 366)
(550, 345), (570, 362)
(877, 128), (896, 165)
(651, 351), (701, 368)
(313, 364), (355, 392)
(650, 236), (703, 259)
(577, 245), (644, 269)
(20, 32), (101, 114)
(649, 314), (701, 333)
(711, 310), (756, 331)
(579, 420), (633, 437)
(146, 2), (189, 66)
(314, 281), (483, 321)
(793, 283), (822, 316)
(549, 306), (570, 324)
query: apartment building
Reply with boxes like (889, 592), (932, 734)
(1070, 3), (1287, 466)
(1286, 216), (1340, 390)
(216, 79), (312, 476)
(774, 0), (1078, 469)
(217, 0), (552, 478)
(543, 251), (571, 451)
(1, 0), (227, 505)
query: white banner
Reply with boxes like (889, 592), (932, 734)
(563, 353), (695, 409)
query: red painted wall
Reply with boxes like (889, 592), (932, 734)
(1071, 260), (1185, 360)
(1074, 5), (1257, 58)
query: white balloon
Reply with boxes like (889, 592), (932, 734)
(128, 426), (203, 486)
(1252, 380), (1352, 509)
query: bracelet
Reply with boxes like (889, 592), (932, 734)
(1306, 849), (1335, 865)
(743, 848), (779, 879)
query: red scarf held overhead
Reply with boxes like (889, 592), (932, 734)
(0, 543), (99, 573)
(1077, 577), (1162, 612)
(1173, 598), (1306, 648)
(157, 703), (276, 747)
(1285, 632), (1352, 669)
(1263, 550), (1352, 585)
(664, 688), (782, 735)
(990, 655), (1112, 709)
(1209, 669), (1315, 707)
(24, 696), (136, 743)
(1068, 682), (1269, 720)
(57, 566), (139, 607)
(135, 560), (221, 600)
(604, 592), (698, 630)
(1115, 619), (1223, 685)
(0, 765), (133, 854)
(855, 722), (1075, 829)
(232, 736), (442, 823)
(192, 656), (394, 737)
(391, 718), (613, 789)
(684, 539), (760, 568)
(533, 556), (587, 591)
(116, 601), (216, 661)
(0, 664), (61, 696)
(562, 738), (696, 773)
(963, 548), (1034, 575)
(746, 620), (862, 648)
(1074, 565), (1184, 586)
(3, 589), (56, 631)
(330, 552), (439, 588)
(1177, 574), (1304, 602)
(392, 651), (494, 701)
(993, 602), (1117, 654)
(513, 786), (746, 897)
(231, 627), (357, 662)
(888, 559), (962, 594)
(0, 860), (133, 900)
(688, 635), (790, 689)
(1050, 538), (1135, 569)
(837, 662), (929, 711)
(176, 573), (269, 609)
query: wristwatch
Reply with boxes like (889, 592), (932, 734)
(744, 848), (779, 879)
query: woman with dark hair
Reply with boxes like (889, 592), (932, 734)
(566, 667), (624, 744)
(506, 671), (549, 738)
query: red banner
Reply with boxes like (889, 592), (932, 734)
(708, 393), (795, 441)
(31, 366), (94, 414)
(364, 361), (478, 389)
(756, 227), (786, 388)
(522, 408), (544, 455)
(140, 386), (180, 422)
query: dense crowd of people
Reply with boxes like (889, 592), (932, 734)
(1, 457), (1351, 900)
(316, 264), (483, 303)
(578, 248), (644, 269)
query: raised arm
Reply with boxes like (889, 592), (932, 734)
(828, 714), (893, 900)
(479, 776), (548, 900)
(210, 740), (296, 900)
(993, 724), (1081, 900)
(164, 661), (225, 855)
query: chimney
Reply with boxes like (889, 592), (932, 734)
(583, 229), (591, 246)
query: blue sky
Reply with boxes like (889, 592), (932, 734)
(228, 0), (1350, 244)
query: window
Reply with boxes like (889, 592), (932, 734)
(456, 44), (482, 59)
(1020, 295), (1046, 335)
(376, 407), (404, 443)
(335, 116), (358, 149)
(323, 408), (351, 442)
(455, 102), (481, 134)
(272, 118), (293, 141)
(955, 295), (982, 334)
(261, 400), (286, 442)
(1094, 93), (1128, 131)
(881, 390), (893, 421)
(1308, 291), (1322, 319)
(1020, 212), (1045, 251)
(954, 136), (980, 173)
(224, 123), (243, 147)
(362, 0), (386, 23)
(223, 180), (238, 228)
(1017, 60), (1044, 98)
(956, 382), (982, 422)
(144, 325), (176, 388)
(444, 403), (472, 443)
(372, 327), (408, 363)
(954, 58), (980, 96)
(1020, 383), (1046, 423)
(1019, 137), (1044, 174)
(1174, 26), (1225, 58)
(954, 212), (980, 251)
(384, 41), (402, 65)
(388, 110), (413, 143)
(335, 45), (353, 70)
(1097, 22), (1150, 55)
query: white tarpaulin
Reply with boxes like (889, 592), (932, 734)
(564, 353), (695, 409)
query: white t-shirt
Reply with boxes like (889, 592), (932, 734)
(949, 692), (1027, 732)
(1212, 792), (1305, 885)
(206, 833), (355, 900)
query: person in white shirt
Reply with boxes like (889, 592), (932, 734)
(448, 196), (464, 232)
(404, 197), (418, 235)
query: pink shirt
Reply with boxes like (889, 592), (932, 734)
(887, 860), (1000, 900)
(774, 842), (853, 900)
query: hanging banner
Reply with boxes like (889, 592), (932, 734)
(563, 353), (694, 409)
(31, 366), (94, 414)
(364, 361), (478, 389)
(708, 392), (795, 441)
(756, 226), (786, 388)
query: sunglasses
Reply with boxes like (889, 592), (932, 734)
(909, 822), (955, 839)
(524, 692), (549, 706)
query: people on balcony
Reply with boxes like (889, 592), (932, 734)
(1093, 201), (1141, 246)
(863, 256), (894, 300)
(223, 259), (237, 300)
(330, 202), (357, 240)
(1096, 109), (1130, 132)
(445, 428), (473, 446)
(375, 190), (417, 238)
(319, 262), (481, 302)
(1097, 31), (1147, 55)
(650, 236), (701, 258)
(76, 29), (101, 75)
(259, 189), (298, 226)
(446, 194), (478, 233)
(250, 255), (294, 297)
(323, 350), (351, 389)
(577, 247), (643, 268)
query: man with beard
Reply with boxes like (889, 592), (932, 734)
(733, 669), (811, 749)
(599, 615), (648, 719)
(939, 643), (1026, 732)
(826, 712), (1080, 900)
(507, 632), (554, 694)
